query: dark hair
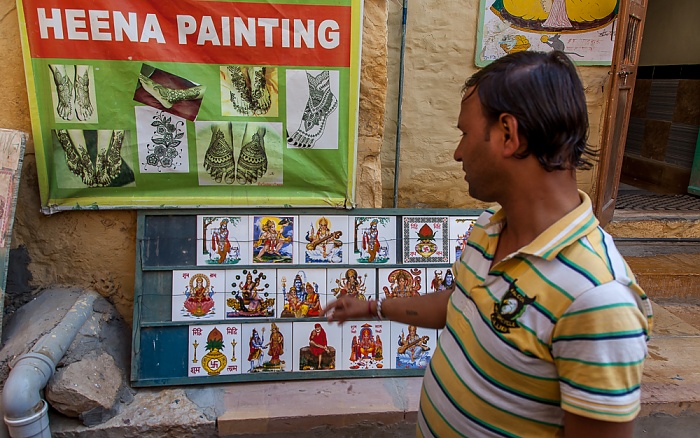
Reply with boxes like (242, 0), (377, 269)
(464, 50), (596, 171)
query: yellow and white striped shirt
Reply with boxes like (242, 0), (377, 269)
(419, 191), (653, 437)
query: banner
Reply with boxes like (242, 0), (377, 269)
(476, 0), (618, 66)
(17, 0), (362, 213)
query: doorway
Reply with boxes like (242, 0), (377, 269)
(615, 0), (700, 214)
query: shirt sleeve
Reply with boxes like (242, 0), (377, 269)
(551, 281), (650, 422)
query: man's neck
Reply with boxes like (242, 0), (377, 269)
(493, 172), (581, 263)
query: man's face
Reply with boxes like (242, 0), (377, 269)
(454, 88), (501, 202)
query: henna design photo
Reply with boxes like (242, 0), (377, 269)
(48, 64), (98, 123)
(286, 69), (339, 149)
(52, 129), (134, 188)
(134, 64), (206, 122)
(220, 65), (279, 117)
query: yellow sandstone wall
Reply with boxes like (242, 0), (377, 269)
(380, 0), (606, 208)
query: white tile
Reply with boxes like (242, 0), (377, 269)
(277, 268), (327, 318)
(188, 323), (242, 377)
(196, 215), (250, 266)
(172, 270), (226, 321)
(327, 268), (377, 301)
(378, 267), (426, 299)
(297, 215), (349, 264)
(349, 216), (397, 264)
(402, 216), (450, 264)
(240, 322), (293, 374)
(250, 215), (297, 264)
(342, 320), (387, 370)
(389, 322), (436, 370)
(449, 216), (478, 263)
(292, 321), (342, 371)
(224, 268), (277, 318)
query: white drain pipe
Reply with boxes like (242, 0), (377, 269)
(2, 291), (99, 438)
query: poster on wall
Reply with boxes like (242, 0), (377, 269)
(16, 0), (363, 213)
(476, 0), (619, 66)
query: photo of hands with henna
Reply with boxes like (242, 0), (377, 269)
(323, 284), (455, 329)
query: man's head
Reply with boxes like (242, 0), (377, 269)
(461, 50), (594, 172)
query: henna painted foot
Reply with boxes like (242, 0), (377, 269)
(204, 126), (236, 184)
(250, 66), (271, 115)
(287, 71), (337, 148)
(236, 127), (268, 184)
(74, 71), (94, 121)
(50, 67), (74, 120)
(228, 66), (254, 115)
(139, 74), (206, 109)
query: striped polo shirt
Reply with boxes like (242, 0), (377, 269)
(418, 191), (653, 437)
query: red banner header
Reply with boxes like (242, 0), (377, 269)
(22, 0), (352, 67)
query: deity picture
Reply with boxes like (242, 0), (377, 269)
(390, 323), (436, 370)
(172, 271), (225, 321)
(197, 215), (248, 265)
(299, 215), (347, 264)
(344, 322), (385, 370)
(277, 269), (326, 318)
(379, 268), (425, 299)
(352, 216), (396, 264)
(242, 322), (292, 373)
(226, 269), (276, 318)
(294, 322), (341, 371)
(328, 268), (376, 301)
(252, 215), (295, 264)
(449, 216), (479, 262)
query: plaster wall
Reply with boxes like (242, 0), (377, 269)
(380, 0), (607, 208)
(638, 0), (700, 66)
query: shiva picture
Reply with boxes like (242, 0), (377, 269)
(243, 322), (291, 373)
(278, 269), (325, 318)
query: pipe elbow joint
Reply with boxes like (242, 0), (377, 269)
(2, 353), (55, 420)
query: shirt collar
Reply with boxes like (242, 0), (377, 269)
(486, 190), (599, 261)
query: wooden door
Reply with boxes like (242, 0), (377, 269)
(594, 0), (649, 226)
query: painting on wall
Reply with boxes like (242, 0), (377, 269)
(476, 0), (619, 66)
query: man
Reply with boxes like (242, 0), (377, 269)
(325, 51), (653, 437)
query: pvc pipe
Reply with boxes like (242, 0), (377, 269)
(3, 291), (99, 438)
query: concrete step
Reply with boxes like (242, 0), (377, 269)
(617, 241), (700, 302)
(216, 300), (700, 438)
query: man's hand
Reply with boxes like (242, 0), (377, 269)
(323, 296), (373, 324)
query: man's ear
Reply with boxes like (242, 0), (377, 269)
(498, 113), (521, 157)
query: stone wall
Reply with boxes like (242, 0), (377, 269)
(380, 0), (607, 208)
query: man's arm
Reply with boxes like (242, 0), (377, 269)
(563, 412), (634, 438)
(323, 288), (453, 329)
